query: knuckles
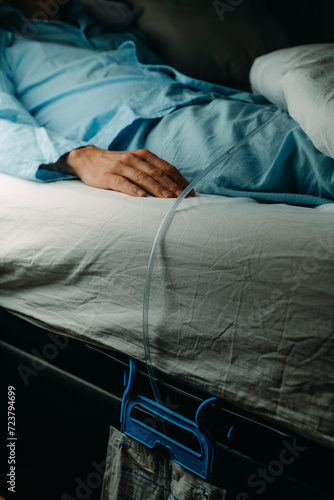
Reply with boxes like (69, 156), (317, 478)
(112, 175), (127, 188)
(133, 170), (148, 182)
(163, 164), (177, 176)
(137, 148), (150, 157)
(150, 168), (165, 180)
(122, 152), (136, 163)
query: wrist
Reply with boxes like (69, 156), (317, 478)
(65, 147), (90, 176)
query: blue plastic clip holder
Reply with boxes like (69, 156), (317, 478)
(120, 358), (218, 481)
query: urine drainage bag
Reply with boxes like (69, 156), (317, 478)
(101, 426), (226, 500)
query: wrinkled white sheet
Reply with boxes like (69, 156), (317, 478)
(1, 173), (334, 449)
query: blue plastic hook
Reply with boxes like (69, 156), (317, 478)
(120, 358), (219, 481)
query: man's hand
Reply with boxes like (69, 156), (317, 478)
(66, 146), (195, 198)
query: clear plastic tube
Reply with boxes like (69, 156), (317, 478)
(143, 107), (283, 404)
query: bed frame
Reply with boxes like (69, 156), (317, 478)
(0, 307), (333, 500)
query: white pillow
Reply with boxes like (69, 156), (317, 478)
(250, 44), (334, 159)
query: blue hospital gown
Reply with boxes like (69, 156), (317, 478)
(0, 1), (334, 205)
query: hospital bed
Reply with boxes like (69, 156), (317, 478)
(1, 175), (334, 500)
(1, 1), (334, 499)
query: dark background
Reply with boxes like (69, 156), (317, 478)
(265, 0), (334, 45)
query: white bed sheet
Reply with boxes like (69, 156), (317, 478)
(1, 172), (333, 449)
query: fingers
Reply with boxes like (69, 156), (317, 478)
(106, 150), (195, 198)
(105, 174), (147, 198)
(109, 161), (177, 199)
(137, 149), (196, 197)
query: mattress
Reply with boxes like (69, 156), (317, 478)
(1, 172), (334, 450)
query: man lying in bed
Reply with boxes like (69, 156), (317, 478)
(0, 0), (334, 206)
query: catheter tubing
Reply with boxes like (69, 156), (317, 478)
(143, 107), (283, 404)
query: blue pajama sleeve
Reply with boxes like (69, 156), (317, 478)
(0, 67), (88, 182)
